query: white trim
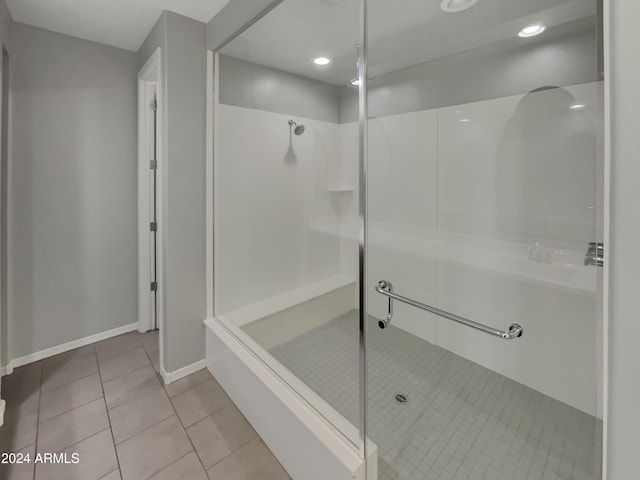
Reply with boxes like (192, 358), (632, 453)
(205, 317), (376, 480)
(0, 362), (12, 376)
(0, 46), (4, 382)
(8, 323), (137, 369)
(137, 48), (165, 378)
(0, 398), (5, 427)
(5, 62), (14, 369)
(222, 275), (354, 328)
(602, 0), (611, 477)
(212, 52), (221, 316)
(137, 48), (163, 336)
(160, 359), (208, 385)
(206, 50), (214, 319)
(0, 42), (13, 406)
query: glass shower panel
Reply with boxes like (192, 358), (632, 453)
(364, 1), (603, 479)
(214, 0), (363, 447)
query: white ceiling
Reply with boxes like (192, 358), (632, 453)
(6, 0), (231, 51)
(221, 0), (596, 85)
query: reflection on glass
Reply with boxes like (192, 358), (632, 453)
(214, 0), (362, 447)
(213, 0), (604, 477)
(366, 1), (603, 479)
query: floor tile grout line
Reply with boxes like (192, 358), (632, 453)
(41, 375), (99, 397)
(144, 450), (194, 480)
(47, 427), (112, 456)
(98, 468), (121, 480)
(204, 431), (260, 474)
(33, 362), (43, 480)
(95, 348), (124, 480)
(41, 347), (96, 369)
(164, 372), (213, 399)
(95, 338), (147, 364)
(37, 387), (104, 426)
(8, 332), (248, 480)
(138, 333), (161, 377)
(42, 343), (96, 361)
(36, 397), (108, 435)
(112, 404), (174, 447)
(106, 383), (165, 412)
(99, 352), (155, 385)
(140, 334), (159, 356)
(7, 332), (154, 477)
(163, 372), (210, 476)
(40, 353), (99, 394)
(125, 331), (205, 480)
(182, 401), (260, 470)
(172, 398), (228, 430)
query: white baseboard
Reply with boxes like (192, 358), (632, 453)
(0, 399), (5, 427)
(1, 363), (14, 377)
(8, 323), (138, 369)
(161, 359), (207, 385)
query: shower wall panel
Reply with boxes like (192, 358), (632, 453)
(215, 104), (343, 313)
(334, 82), (603, 417)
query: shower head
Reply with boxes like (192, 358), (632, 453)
(288, 119), (305, 136)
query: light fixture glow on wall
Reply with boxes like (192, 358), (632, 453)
(570, 103), (586, 110)
(349, 77), (374, 87)
(313, 56), (332, 66)
(440, 0), (478, 13)
(518, 25), (546, 38)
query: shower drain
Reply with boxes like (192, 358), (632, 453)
(394, 393), (409, 405)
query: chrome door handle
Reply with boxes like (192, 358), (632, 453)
(375, 280), (523, 340)
(376, 280), (394, 329)
(584, 242), (604, 267)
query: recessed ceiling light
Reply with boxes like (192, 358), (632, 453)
(313, 57), (332, 66)
(459, 118), (471, 123)
(518, 25), (545, 38)
(570, 103), (586, 110)
(440, 0), (478, 13)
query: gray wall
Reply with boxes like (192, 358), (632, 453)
(206, 0), (283, 52)
(10, 23), (138, 358)
(608, 2), (640, 478)
(138, 12), (167, 71)
(139, 12), (207, 373)
(0, 0), (10, 376)
(340, 18), (599, 123)
(219, 55), (340, 123)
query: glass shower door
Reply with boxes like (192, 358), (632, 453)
(363, 1), (604, 479)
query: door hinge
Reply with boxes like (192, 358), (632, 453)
(150, 98), (157, 111)
(150, 222), (157, 232)
(150, 160), (157, 170)
(151, 282), (158, 292)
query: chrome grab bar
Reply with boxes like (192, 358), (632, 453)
(375, 280), (524, 340)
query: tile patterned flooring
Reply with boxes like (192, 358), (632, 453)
(0, 330), (290, 480)
(270, 310), (603, 480)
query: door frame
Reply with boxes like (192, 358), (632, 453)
(205, 1), (611, 478)
(137, 48), (164, 343)
(0, 43), (10, 426)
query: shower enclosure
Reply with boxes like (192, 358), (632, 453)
(208, 0), (604, 478)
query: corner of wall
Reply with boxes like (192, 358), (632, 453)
(206, 0), (283, 51)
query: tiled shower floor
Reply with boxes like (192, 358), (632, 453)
(269, 310), (602, 480)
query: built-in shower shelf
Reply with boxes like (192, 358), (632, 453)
(219, 275), (355, 328)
